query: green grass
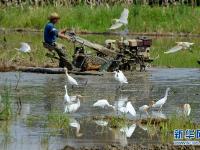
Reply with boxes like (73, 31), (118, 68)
(1, 5), (200, 33)
(1, 32), (200, 68)
(109, 116), (127, 128)
(159, 115), (199, 143)
(26, 111), (70, 135)
(0, 85), (12, 120)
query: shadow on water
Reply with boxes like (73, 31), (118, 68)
(0, 68), (199, 149)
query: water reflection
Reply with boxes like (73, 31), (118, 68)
(0, 68), (199, 149)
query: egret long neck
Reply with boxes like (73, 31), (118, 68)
(164, 89), (169, 98)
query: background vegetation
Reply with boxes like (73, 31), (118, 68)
(0, 5), (200, 34)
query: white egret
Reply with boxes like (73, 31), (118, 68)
(64, 95), (82, 113)
(93, 99), (115, 109)
(109, 8), (129, 30)
(139, 104), (151, 117)
(64, 67), (78, 87)
(114, 70), (128, 88)
(164, 42), (194, 54)
(15, 42), (31, 53)
(95, 120), (108, 127)
(69, 118), (83, 137)
(151, 88), (170, 111)
(114, 96), (128, 110)
(119, 101), (136, 117)
(64, 85), (71, 103)
(120, 124), (136, 138)
(182, 103), (191, 116)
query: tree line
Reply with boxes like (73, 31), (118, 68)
(1, 0), (200, 7)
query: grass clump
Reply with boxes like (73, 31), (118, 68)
(47, 112), (69, 131)
(0, 85), (12, 120)
(108, 116), (127, 128)
(159, 115), (199, 142)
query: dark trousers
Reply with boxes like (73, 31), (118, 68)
(43, 42), (73, 70)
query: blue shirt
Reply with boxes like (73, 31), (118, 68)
(44, 22), (58, 44)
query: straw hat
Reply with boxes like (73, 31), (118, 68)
(48, 12), (60, 20)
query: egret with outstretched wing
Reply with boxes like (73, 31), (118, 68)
(15, 42), (31, 53)
(164, 42), (194, 54)
(109, 8), (129, 30)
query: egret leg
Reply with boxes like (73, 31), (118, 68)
(146, 111), (149, 117)
(159, 106), (162, 112)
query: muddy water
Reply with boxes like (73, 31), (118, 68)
(0, 68), (199, 150)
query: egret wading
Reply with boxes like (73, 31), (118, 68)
(64, 85), (71, 103)
(118, 101), (136, 117)
(64, 67), (78, 88)
(182, 103), (191, 116)
(64, 95), (83, 113)
(93, 99), (115, 109)
(114, 70), (128, 89)
(139, 103), (152, 118)
(151, 88), (170, 111)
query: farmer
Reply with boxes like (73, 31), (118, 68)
(43, 12), (73, 70)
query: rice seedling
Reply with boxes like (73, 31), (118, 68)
(159, 114), (200, 143)
(108, 116), (127, 128)
(0, 84), (12, 120)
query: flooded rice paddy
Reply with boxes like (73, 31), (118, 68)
(0, 68), (199, 150)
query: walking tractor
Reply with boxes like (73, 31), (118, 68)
(68, 32), (153, 72)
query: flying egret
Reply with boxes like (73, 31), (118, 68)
(69, 118), (83, 137)
(151, 87), (170, 111)
(120, 124), (136, 138)
(119, 101), (136, 117)
(64, 98), (80, 113)
(15, 42), (31, 53)
(181, 103), (191, 116)
(164, 42), (194, 54)
(64, 67), (78, 87)
(93, 99), (115, 109)
(114, 70), (128, 88)
(109, 8), (129, 30)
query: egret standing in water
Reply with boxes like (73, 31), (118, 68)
(64, 95), (82, 113)
(93, 99), (115, 109)
(181, 103), (191, 116)
(151, 88), (170, 111)
(64, 85), (71, 103)
(64, 67), (78, 87)
(139, 103), (152, 117)
(114, 70), (128, 89)
(118, 101), (136, 117)
(109, 8), (129, 30)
